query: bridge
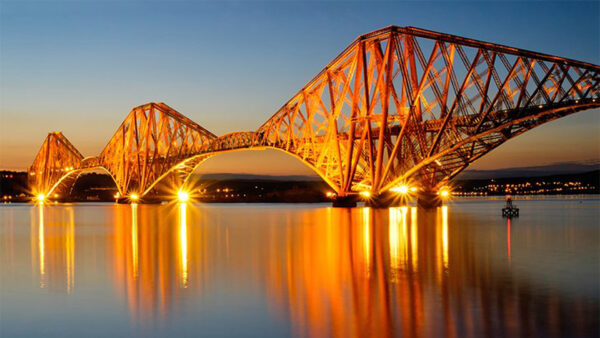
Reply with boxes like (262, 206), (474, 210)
(28, 26), (599, 207)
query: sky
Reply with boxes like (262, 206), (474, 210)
(1, 1), (598, 175)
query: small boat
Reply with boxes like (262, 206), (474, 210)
(502, 196), (519, 217)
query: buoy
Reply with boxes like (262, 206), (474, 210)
(502, 195), (519, 218)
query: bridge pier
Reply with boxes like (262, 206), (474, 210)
(417, 190), (442, 209)
(332, 195), (358, 208)
(116, 197), (131, 204)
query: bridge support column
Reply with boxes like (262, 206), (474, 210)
(365, 191), (404, 208)
(332, 195), (358, 208)
(417, 190), (442, 209)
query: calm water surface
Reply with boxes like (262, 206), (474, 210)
(1, 197), (599, 337)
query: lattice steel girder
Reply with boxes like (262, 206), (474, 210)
(255, 25), (599, 195)
(28, 26), (600, 200)
(97, 102), (217, 195)
(28, 132), (83, 196)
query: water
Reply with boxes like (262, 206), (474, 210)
(1, 197), (598, 337)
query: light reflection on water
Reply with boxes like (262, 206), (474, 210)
(1, 198), (599, 337)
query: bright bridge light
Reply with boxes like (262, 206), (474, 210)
(130, 193), (139, 202)
(439, 189), (450, 198)
(360, 191), (371, 198)
(36, 194), (45, 203)
(391, 185), (410, 195)
(178, 190), (189, 202)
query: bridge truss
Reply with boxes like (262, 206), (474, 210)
(28, 26), (599, 202)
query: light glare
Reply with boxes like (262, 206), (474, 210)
(397, 185), (409, 194)
(178, 190), (189, 202)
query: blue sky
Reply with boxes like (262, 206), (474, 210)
(1, 1), (598, 173)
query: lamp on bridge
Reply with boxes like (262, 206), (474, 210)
(36, 194), (45, 203)
(439, 189), (451, 199)
(129, 193), (139, 202)
(390, 184), (410, 195)
(177, 190), (190, 203)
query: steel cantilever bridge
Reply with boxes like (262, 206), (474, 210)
(29, 26), (599, 207)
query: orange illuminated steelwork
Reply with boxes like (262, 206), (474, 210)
(28, 132), (83, 197)
(28, 26), (600, 202)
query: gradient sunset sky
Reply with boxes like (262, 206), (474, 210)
(1, 1), (598, 175)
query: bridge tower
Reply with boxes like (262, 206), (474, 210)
(28, 132), (84, 200)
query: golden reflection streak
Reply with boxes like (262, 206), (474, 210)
(38, 204), (45, 288)
(131, 204), (138, 279)
(507, 218), (511, 264)
(363, 207), (371, 275)
(410, 207), (418, 271)
(30, 208), (36, 278)
(389, 207), (409, 272)
(179, 203), (188, 288)
(442, 206), (449, 270)
(389, 208), (400, 270)
(66, 208), (75, 293)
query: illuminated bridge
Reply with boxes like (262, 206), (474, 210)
(28, 26), (599, 207)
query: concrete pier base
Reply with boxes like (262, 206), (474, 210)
(417, 190), (442, 209)
(332, 195), (358, 207)
(116, 197), (130, 204)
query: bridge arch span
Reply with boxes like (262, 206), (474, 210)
(381, 100), (598, 192)
(139, 144), (340, 200)
(44, 165), (122, 200)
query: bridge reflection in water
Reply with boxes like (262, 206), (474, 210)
(30, 205), (75, 292)
(23, 204), (598, 336)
